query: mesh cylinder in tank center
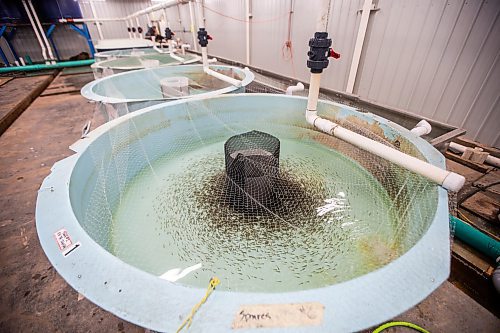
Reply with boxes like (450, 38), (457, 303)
(224, 131), (280, 214)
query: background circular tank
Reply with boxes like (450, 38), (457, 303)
(91, 52), (201, 78)
(81, 64), (254, 117)
(36, 94), (450, 332)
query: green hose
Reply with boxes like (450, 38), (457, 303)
(0, 59), (95, 73)
(373, 321), (430, 333)
(450, 215), (500, 260)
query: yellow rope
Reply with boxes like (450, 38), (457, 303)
(176, 277), (220, 333)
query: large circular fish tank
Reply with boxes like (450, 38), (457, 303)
(91, 52), (201, 78)
(94, 48), (171, 62)
(81, 65), (254, 117)
(36, 94), (450, 332)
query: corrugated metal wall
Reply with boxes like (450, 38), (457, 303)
(2, 0), (498, 146)
(200, 0), (500, 147)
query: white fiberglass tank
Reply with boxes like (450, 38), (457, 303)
(81, 64), (254, 120)
(36, 94), (450, 333)
(91, 52), (201, 79)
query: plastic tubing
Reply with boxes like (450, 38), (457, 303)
(0, 59), (95, 73)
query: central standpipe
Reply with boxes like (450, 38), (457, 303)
(224, 131), (280, 214)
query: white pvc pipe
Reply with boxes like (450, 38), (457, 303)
(21, 0), (49, 64)
(410, 119), (432, 137)
(19, 57), (26, 66)
(28, 0), (56, 64)
(189, 0), (198, 51)
(181, 44), (190, 55)
(449, 142), (500, 168)
(59, 18), (124, 23)
(286, 82), (304, 95)
(346, 0), (372, 93)
(136, 17), (143, 38)
(130, 19), (136, 38)
(89, 0), (104, 40)
(126, 20), (132, 38)
(305, 74), (465, 191)
(245, 0), (251, 64)
(126, 0), (178, 20)
(201, 47), (209, 68)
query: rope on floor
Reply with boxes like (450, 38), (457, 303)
(176, 276), (220, 333)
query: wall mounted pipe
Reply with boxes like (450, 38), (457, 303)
(27, 0), (56, 64)
(346, 0), (373, 93)
(449, 142), (500, 168)
(21, 0), (49, 64)
(135, 17), (143, 38)
(0, 59), (95, 73)
(189, 0), (198, 52)
(245, 0), (251, 64)
(88, 0), (104, 40)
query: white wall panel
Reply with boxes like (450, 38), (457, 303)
(5, 0), (497, 145)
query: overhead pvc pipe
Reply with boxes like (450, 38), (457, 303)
(21, 0), (49, 64)
(305, 1), (465, 192)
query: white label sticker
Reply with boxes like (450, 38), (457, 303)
(232, 302), (324, 329)
(54, 228), (73, 251)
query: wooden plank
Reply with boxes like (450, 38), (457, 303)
(0, 74), (55, 136)
(445, 151), (492, 173)
(40, 72), (94, 97)
(462, 192), (499, 224)
(455, 136), (500, 158)
(0, 77), (13, 87)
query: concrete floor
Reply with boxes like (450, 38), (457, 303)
(0, 74), (498, 332)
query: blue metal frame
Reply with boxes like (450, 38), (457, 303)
(69, 23), (95, 57)
(0, 25), (19, 66)
(46, 24), (61, 61)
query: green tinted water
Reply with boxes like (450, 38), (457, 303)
(112, 135), (399, 292)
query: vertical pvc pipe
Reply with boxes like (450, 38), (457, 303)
(245, 0), (251, 64)
(89, 0), (104, 40)
(346, 0), (372, 93)
(136, 17), (143, 38)
(21, 0), (49, 64)
(188, 0), (198, 51)
(27, 0), (56, 63)
(130, 19), (136, 38)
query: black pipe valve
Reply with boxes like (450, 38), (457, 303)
(307, 32), (340, 73)
(164, 27), (175, 40)
(197, 28), (212, 47)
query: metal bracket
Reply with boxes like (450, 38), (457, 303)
(69, 23), (96, 57)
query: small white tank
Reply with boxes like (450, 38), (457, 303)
(160, 76), (190, 97)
